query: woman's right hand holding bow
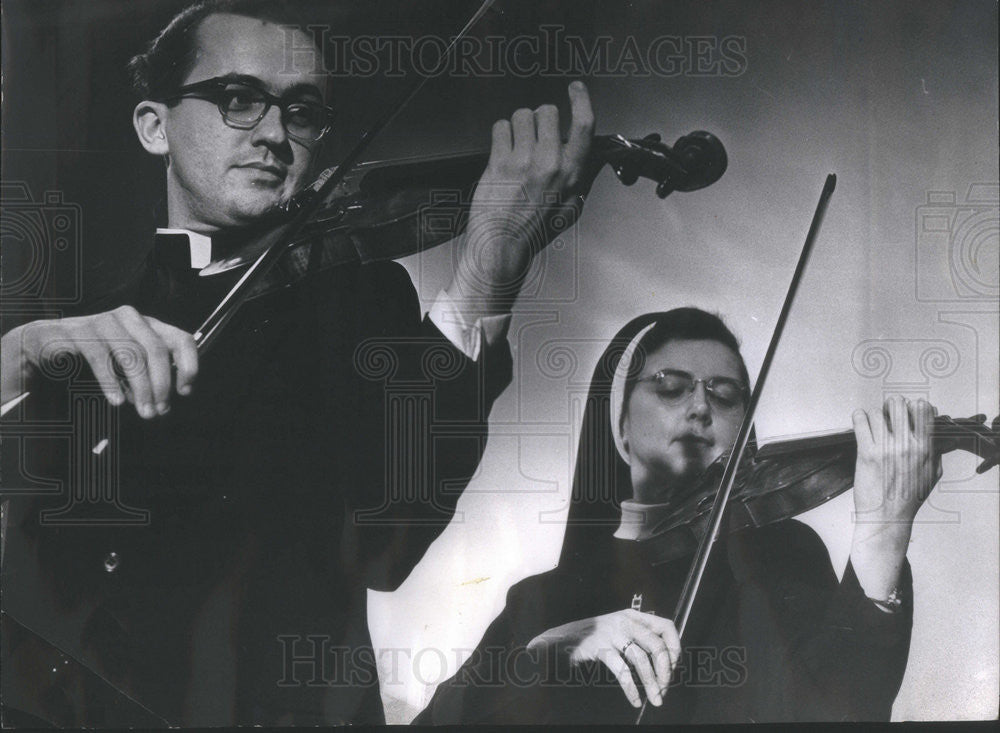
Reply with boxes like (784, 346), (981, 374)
(527, 608), (681, 708)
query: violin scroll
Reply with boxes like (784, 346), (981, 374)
(599, 130), (728, 198)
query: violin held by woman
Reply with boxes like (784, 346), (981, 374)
(416, 308), (998, 725)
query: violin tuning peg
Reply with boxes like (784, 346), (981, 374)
(614, 165), (639, 186)
(656, 180), (673, 198)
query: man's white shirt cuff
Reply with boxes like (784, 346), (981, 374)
(428, 290), (511, 361)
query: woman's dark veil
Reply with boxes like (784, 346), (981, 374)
(555, 312), (667, 569)
(415, 310), (757, 724)
(556, 308), (756, 572)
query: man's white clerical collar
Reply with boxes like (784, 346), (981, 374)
(155, 228), (214, 270)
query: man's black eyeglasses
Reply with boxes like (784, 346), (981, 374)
(163, 76), (334, 143)
(637, 369), (748, 410)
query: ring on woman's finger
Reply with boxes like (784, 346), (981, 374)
(621, 640), (635, 655)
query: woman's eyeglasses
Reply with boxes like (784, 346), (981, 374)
(637, 369), (747, 409)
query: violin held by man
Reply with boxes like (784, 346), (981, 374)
(0, 0), (598, 726)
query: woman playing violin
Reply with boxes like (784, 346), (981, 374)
(417, 307), (941, 724)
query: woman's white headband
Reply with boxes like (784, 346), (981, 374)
(609, 323), (655, 465)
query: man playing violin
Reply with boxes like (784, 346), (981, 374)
(0, 0), (594, 725)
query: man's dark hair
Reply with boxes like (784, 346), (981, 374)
(620, 307), (751, 426)
(127, 0), (317, 100)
